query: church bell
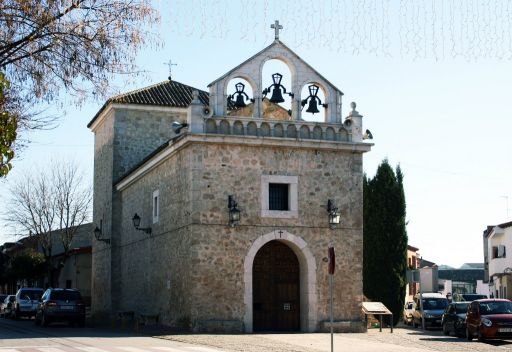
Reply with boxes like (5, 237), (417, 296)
(235, 95), (246, 108)
(306, 99), (319, 114)
(269, 73), (285, 103)
(232, 82), (248, 108)
(304, 84), (321, 114)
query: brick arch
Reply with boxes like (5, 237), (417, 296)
(243, 230), (317, 332)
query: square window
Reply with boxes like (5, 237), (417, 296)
(261, 175), (298, 218)
(269, 183), (289, 211)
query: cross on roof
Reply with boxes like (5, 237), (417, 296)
(164, 59), (177, 80)
(271, 20), (283, 40)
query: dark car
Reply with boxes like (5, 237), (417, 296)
(466, 299), (512, 341)
(453, 293), (488, 302)
(35, 288), (86, 327)
(442, 302), (470, 337)
(13, 288), (44, 319)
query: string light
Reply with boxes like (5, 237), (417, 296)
(167, 0), (512, 61)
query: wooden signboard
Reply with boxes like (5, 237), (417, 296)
(362, 302), (393, 333)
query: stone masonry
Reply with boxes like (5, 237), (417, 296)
(89, 37), (372, 333)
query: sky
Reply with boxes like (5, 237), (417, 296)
(1, 1), (512, 268)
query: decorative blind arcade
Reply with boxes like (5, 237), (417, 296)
(269, 183), (289, 211)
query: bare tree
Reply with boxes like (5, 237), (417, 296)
(1, 0), (160, 103)
(5, 159), (92, 286)
(53, 161), (92, 254)
(0, 0), (160, 174)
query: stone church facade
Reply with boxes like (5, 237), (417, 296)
(88, 32), (372, 333)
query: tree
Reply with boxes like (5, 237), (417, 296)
(363, 159), (408, 326)
(0, 0), (160, 174)
(0, 72), (17, 176)
(5, 160), (91, 286)
(5, 248), (46, 285)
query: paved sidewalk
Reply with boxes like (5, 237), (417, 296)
(155, 327), (512, 352)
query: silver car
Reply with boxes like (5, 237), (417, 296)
(0, 295), (14, 318)
(13, 288), (44, 319)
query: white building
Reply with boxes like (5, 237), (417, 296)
(483, 221), (512, 299)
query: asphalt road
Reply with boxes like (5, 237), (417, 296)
(0, 317), (222, 352)
(4, 317), (512, 352)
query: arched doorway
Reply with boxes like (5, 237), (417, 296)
(252, 240), (300, 332)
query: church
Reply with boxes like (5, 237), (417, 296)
(88, 22), (372, 333)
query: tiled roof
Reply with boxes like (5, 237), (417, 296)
(497, 220), (512, 229)
(87, 80), (209, 128)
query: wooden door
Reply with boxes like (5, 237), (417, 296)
(253, 240), (300, 332)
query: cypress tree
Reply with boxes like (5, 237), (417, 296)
(363, 160), (408, 326)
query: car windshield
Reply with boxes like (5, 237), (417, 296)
(462, 294), (487, 301)
(423, 299), (448, 310)
(455, 304), (469, 314)
(20, 290), (43, 300)
(479, 301), (512, 314)
(50, 290), (82, 301)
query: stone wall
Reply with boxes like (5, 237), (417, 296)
(91, 108), (115, 318)
(91, 106), (188, 320)
(115, 136), (366, 332)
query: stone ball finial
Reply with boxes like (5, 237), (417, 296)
(350, 102), (356, 111)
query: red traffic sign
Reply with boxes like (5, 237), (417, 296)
(328, 246), (335, 275)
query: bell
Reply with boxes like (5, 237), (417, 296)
(234, 94), (246, 108)
(269, 87), (285, 103)
(306, 99), (320, 114)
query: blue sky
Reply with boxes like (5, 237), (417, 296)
(1, 1), (511, 268)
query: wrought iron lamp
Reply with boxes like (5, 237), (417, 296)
(228, 82), (253, 108)
(327, 199), (341, 228)
(262, 72), (294, 103)
(228, 195), (241, 227)
(94, 220), (111, 244)
(301, 84), (327, 114)
(132, 213), (152, 234)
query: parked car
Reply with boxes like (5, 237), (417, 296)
(442, 302), (470, 337)
(0, 295), (15, 318)
(412, 292), (449, 329)
(453, 293), (488, 302)
(466, 299), (512, 341)
(0, 294), (7, 316)
(403, 302), (414, 325)
(13, 287), (45, 319)
(35, 288), (86, 327)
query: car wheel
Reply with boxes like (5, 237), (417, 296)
(466, 327), (473, 341)
(442, 323), (450, 336)
(41, 313), (49, 327)
(34, 315), (41, 326)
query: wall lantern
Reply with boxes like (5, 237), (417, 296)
(132, 213), (152, 234)
(94, 220), (111, 244)
(228, 195), (241, 227)
(327, 199), (341, 228)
